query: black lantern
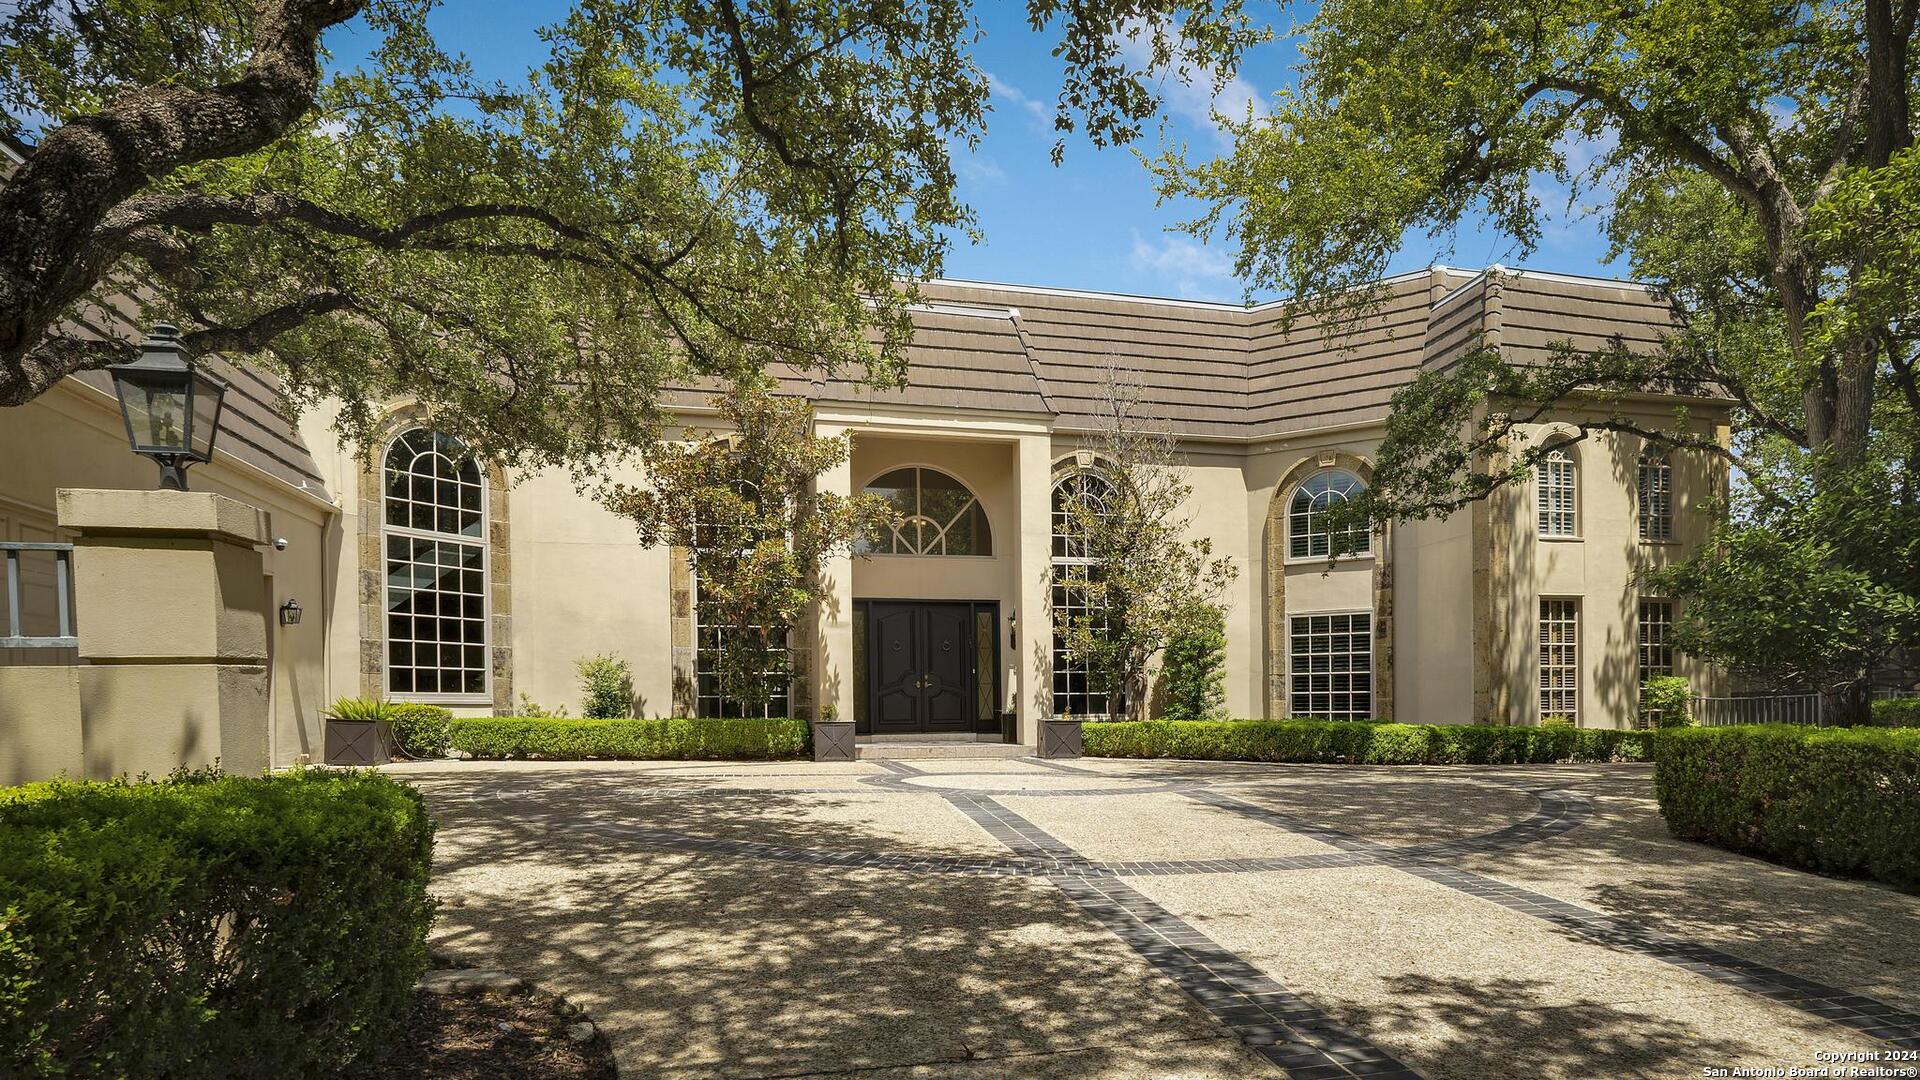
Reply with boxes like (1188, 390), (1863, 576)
(279, 599), (303, 626)
(108, 323), (227, 490)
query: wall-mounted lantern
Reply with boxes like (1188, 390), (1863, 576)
(279, 598), (303, 626)
(107, 323), (227, 491)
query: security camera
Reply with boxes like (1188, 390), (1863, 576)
(273, 537), (288, 551)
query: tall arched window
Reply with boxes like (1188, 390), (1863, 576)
(1288, 470), (1370, 559)
(1636, 452), (1673, 541)
(858, 467), (992, 555)
(383, 429), (489, 698)
(1538, 446), (1578, 536)
(1051, 468), (1113, 717)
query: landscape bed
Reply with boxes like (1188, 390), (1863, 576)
(1083, 718), (1655, 765)
(448, 716), (809, 760)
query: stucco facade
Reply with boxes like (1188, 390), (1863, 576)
(0, 264), (1732, 779)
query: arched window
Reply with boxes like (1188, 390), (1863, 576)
(1288, 470), (1370, 559)
(1051, 468), (1114, 717)
(1636, 453), (1673, 541)
(1537, 446), (1577, 536)
(382, 429), (488, 698)
(859, 467), (992, 555)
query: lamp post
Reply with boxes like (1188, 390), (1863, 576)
(107, 323), (227, 491)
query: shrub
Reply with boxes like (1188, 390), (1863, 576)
(389, 703), (453, 758)
(576, 654), (635, 719)
(0, 769), (434, 1078)
(450, 716), (808, 760)
(1869, 696), (1920, 727)
(516, 692), (570, 718)
(1653, 725), (1920, 888)
(1083, 719), (1653, 765)
(1640, 676), (1693, 728)
(1159, 603), (1229, 721)
(325, 696), (395, 721)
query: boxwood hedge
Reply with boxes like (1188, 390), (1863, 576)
(1083, 719), (1654, 765)
(1653, 725), (1920, 889)
(449, 716), (808, 760)
(0, 769), (435, 1079)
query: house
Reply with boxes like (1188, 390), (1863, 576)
(0, 264), (1728, 775)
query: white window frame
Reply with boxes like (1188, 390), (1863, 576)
(381, 429), (491, 705)
(1537, 446), (1578, 537)
(1286, 610), (1374, 721)
(1050, 467), (1114, 718)
(1287, 469), (1373, 562)
(1637, 453), (1675, 542)
(1538, 597), (1580, 722)
(1637, 598), (1675, 680)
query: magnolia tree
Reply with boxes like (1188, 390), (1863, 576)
(1154, 0), (1920, 714)
(0, 0), (1261, 470)
(1055, 370), (1237, 720)
(603, 381), (893, 711)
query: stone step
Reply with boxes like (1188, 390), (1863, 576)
(859, 732), (1003, 743)
(856, 741), (1035, 760)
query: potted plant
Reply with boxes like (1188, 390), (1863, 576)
(1041, 708), (1083, 759)
(323, 697), (396, 765)
(811, 701), (855, 763)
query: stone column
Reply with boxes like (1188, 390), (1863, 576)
(59, 488), (270, 777)
(1012, 433), (1054, 746)
(814, 425), (857, 725)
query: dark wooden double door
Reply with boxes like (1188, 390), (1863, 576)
(860, 600), (1000, 736)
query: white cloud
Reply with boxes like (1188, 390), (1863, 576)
(984, 71), (1051, 127)
(1128, 229), (1239, 301)
(1111, 21), (1265, 143)
(954, 154), (1007, 186)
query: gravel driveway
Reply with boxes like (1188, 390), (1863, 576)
(386, 756), (1920, 1080)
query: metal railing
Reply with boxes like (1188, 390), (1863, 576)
(1691, 692), (1827, 727)
(1, 542), (76, 649)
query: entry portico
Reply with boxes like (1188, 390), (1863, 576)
(813, 415), (1056, 748)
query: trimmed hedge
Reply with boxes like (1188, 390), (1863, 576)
(449, 716), (809, 760)
(1653, 725), (1920, 888)
(1083, 719), (1654, 765)
(390, 702), (454, 758)
(0, 769), (435, 1078)
(1870, 697), (1920, 727)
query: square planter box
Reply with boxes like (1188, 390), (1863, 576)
(324, 719), (391, 766)
(1040, 718), (1083, 759)
(812, 720), (856, 763)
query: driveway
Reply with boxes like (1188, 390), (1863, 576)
(388, 756), (1920, 1079)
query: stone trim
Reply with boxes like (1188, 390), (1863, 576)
(356, 415), (514, 715)
(1471, 430), (1516, 724)
(1262, 453), (1395, 720)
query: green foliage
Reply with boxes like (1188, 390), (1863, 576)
(1084, 719), (1652, 765)
(1152, 0), (1920, 703)
(449, 717), (808, 760)
(1159, 602), (1229, 721)
(1639, 676), (1693, 729)
(1, 0), (1262, 435)
(1871, 698), (1920, 728)
(325, 696), (396, 722)
(1646, 466), (1920, 711)
(0, 769), (434, 1078)
(606, 380), (894, 709)
(1653, 726), (1920, 889)
(516, 693), (571, 719)
(1055, 373), (1239, 717)
(576, 654), (634, 719)
(388, 703), (453, 758)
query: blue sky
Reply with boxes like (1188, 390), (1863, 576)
(332, 3), (1621, 303)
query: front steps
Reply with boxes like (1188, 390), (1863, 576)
(855, 737), (1034, 760)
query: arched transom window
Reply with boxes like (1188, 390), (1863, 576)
(1538, 446), (1578, 536)
(859, 467), (992, 556)
(1288, 469), (1370, 559)
(383, 428), (489, 698)
(1051, 468), (1114, 717)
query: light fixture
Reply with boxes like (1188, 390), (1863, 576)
(279, 599), (303, 626)
(107, 323), (227, 491)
